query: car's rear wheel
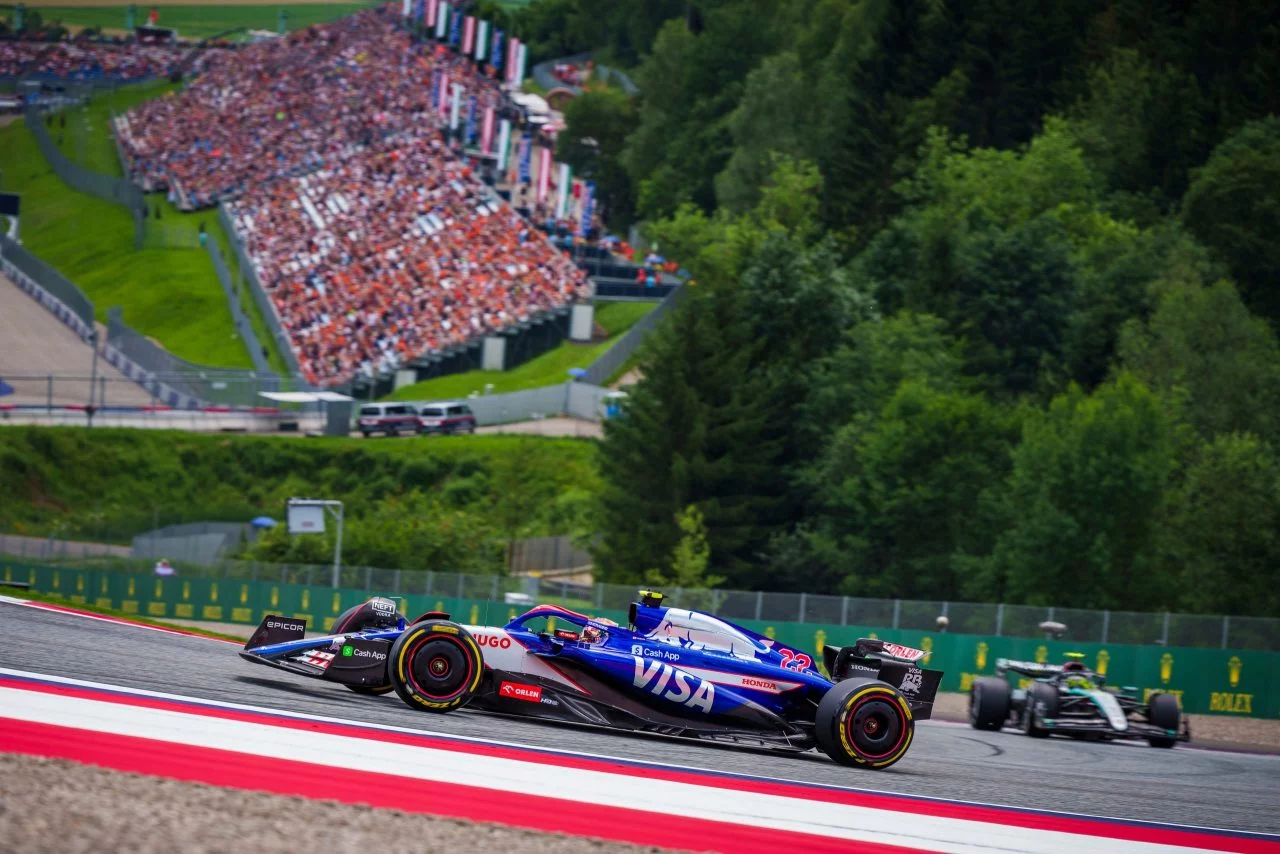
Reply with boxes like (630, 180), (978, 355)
(388, 620), (484, 712)
(970, 677), (1011, 730)
(1023, 683), (1058, 738)
(814, 678), (914, 770)
(1146, 692), (1180, 748)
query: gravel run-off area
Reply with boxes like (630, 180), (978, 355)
(0, 753), (676, 854)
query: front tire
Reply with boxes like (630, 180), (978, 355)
(1023, 683), (1058, 738)
(970, 677), (1011, 730)
(388, 620), (484, 712)
(815, 678), (914, 770)
(1146, 692), (1180, 748)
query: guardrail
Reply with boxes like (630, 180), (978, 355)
(205, 237), (274, 375)
(217, 203), (307, 381)
(3, 559), (1274, 717)
(0, 234), (95, 339)
(580, 283), (686, 385)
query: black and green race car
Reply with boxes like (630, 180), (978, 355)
(969, 653), (1190, 748)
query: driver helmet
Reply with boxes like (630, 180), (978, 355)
(1062, 660), (1086, 672)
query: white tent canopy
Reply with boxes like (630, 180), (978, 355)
(259, 391), (353, 403)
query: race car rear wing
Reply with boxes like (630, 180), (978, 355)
(995, 658), (1063, 679)
(824, 640), (942, 720)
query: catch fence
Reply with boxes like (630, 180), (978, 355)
(3, 537), (1272, 652)
(205, 237), (274, 375)
(25, 103), (147, 248)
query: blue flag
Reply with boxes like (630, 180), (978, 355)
(448, 4), (462, 45)
(491, 29), (503, 70)
(465, 96), (478, 143)
(518, 133), (532, 184)
(579, 181), (596, 237)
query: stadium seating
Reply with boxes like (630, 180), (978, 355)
(111, 6), (587, 387)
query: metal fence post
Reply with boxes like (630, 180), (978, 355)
(394, 569), (402, 594)
(1221, 616), (1230, 650)
(426, 571), (434, 595)
(490, 575), (499, 601)
(595, 583), (604, 609)
(1161, 612), (1170, 646)
(364, 566), (372, 590)
(840, 596), (849, 626)
(798, 592), (807, 622)
(1101, 610), (1110, 643)
(754, 590), (763, 620)
(456, 574), (464, 599)
(892, 599), (901, 630)
(995, 603), (1004, 637)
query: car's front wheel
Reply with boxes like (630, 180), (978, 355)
(814, 677), (915, 770)
(1146, 692), (1180, 748)
(388, 620), (484, 713)
(1023, 683), (1058, 738)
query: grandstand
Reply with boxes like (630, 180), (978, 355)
(112, 6), (592, 390)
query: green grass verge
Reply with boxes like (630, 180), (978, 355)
(23, 4), (381, 38)
(385, 301), (655, 401)
(0, 85), (282, 370)
(0, 426), (599, 544)
(2, 587), (246, 642)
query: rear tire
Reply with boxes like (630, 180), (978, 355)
(815, 678), (914, 770)
(1023, 683), (1058, 738)
(388, 620), (484, 713)
(1146, 692), (1180, 748)
(970, 677), (1011, 731)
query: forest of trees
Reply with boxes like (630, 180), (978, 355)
(529, 0), (1280, 618)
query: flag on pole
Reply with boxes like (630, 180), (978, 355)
(426, 0), (437, 28)
(579, 182), (596, 237)
(496, 118), (511, 171)
(537, 146), (553, 204)
(437, 74), (449, 118)
(450, 83), (463, 132)
(514, 42), (528, 86)
(518, 133), (533, 183)
(465, 96), (478, 143)
(556, 163), (572, 219)
(481, 106), (495, 153)
(402, 0), (411, 19)
(491, 28), (504, 70)
(448, 6), (462, 45)
(475, 20), (489, 62)
(506, 38), (520, 83)
(430, 69), (441, 110)
(434, 2), (447, 39)
(462, 16), (475, 54)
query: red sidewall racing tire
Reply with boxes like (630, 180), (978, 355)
(815, 677), (915, 770)
(388, 620), (484, 712)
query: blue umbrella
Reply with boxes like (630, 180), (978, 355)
(567, 368), (588, 380)
(0, 379), (13, 398)
(250, 516), (277, 528)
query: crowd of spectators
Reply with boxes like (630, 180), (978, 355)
(108, 5), (587, 387)
(228, 126), (589, 386)
(0, 41), (185, 81)
(117, 9), (502, 209)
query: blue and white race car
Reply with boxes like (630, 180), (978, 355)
(969, 653), (1189, 747)
(240, 590), (943, 769)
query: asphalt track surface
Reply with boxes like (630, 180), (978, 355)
(3, 602), (1278, 838)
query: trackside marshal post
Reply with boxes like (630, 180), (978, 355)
(287, 498), (344, 587)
